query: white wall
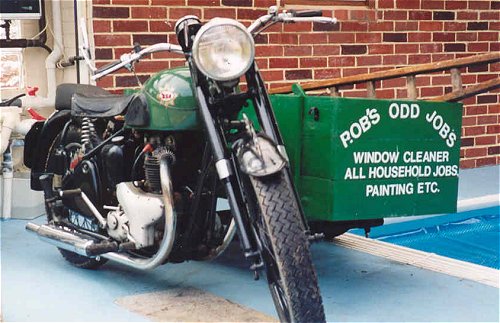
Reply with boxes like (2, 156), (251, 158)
(1, 0), (93, 103)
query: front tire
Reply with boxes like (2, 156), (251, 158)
(250, 172), (325, 323)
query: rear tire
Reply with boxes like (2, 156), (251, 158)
(44, 128), (107, 270)
(250, 172), (325, 323)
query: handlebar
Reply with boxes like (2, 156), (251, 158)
(289, 9), (323, 17)
(92, 6), (336, 80)
(92, 43), (183, 80)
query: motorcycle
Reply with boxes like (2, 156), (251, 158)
(24, 6), (337, 322)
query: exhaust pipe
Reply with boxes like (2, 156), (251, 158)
(26, 222), (95, 257)
(26, 157), (177, 270)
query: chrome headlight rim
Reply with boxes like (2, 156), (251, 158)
(192, 18), (255, 82)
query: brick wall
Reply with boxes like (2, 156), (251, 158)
(91, 0), (500, 168)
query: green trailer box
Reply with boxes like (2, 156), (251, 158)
(244, 85), (463, 222)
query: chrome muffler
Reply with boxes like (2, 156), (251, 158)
(26, 222), (96, 257)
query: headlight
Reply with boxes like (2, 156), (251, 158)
(192, 18), (255, 82)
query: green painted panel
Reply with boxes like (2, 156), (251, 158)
(271, 92), (462, 222)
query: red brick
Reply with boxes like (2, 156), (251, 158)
(422, 1), (445, 9)
(314, 69), (341, 79)
(409, 54), (431, 64)
(285, 46), (313, 56)
(131, 7), (167, 19)
(312, 45), (340, 56)
(383, 10), (408, 20)
(476, 136), (497, 145)
(113, 21), (148, 32)
(93, 20), (111, 33)
(356, 32), (382, 43)
(446, 1), (467, 9)
(204, 8), (236, 19)
(460, 159), (476, 168)
(300, 33), (328, 44)
(433, 32), (455, 42)
(369, 22), (394, 31)
(269, 58), (298, 69)
(476, 157), (497, 166)
(269, 34), (298, 45)
(170, 8), (202, 19)
(93, 6), (129, 18)
(408, 32), (432, 42)
(382, 54), (407, 65)
(328, 33), (356, 44)
(222, 0), (251, 6)
(465, 147), (487, 157)
(378, 0), (395, 8)
(420, 21), (443, 31)
(395, 21), (419, 31)
(468, 42), (490, 52)
(341, 21), (369, 32)
(444, 22), (467, 32)
(329, 56), (356, 67)
(369, 44), (394, 54)
(395, 44), (419, 54)
(409, 11), (432, 20)
(457, 11), (478, 20)
(456, 32), (477, 42)
(462, 116), (477, 126)
(357, 56), (382, 66)
(285, 69), (312, 80)
(396, 0), (420, 9)
(94, 35), (131, 47)
(300, 57), (327, 68)
(468, 1), (490, 9)
(487, 125), (500, 134)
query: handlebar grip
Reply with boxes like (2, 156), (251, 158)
(95, 60), (121, 75)
(290, 9), (323, 17)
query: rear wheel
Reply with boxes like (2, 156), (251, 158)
(250, 172), (325, 322)
(44, 127), (107, 269)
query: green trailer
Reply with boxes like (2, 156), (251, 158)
(243, 85), (462, 234)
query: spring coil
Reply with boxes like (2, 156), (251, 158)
(81, 117), (96, 151)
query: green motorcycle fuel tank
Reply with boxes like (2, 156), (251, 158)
(127, 67), (200, 131)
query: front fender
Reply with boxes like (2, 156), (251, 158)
(236, 135), (287, 177)
(28, 110), (71, 190)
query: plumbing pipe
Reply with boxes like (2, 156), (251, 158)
(21, 0), (63, 109)
(2, 148), (13, 219)
(0, 107), (21, 154)
(0, 0), (51, 53)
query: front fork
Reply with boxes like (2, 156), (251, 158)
(195, 87), (260, 264)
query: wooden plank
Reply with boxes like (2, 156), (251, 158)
(407, 75), (417, 100)
(270, 53), (500, 94)
(429, 77), (500, 102)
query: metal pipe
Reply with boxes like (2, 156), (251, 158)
(103, 156), (177, 270)
(24, 157), (177, 270)
(26, 222), (94, 257)
(0, 0), (51, 53)
(73, 0), (80, 83)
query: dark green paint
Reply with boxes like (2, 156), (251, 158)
(127, 67), (200, 130)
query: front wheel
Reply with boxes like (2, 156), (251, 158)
(250, 172), (325, 322)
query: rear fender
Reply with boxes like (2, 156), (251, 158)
(28, 110), (71, 191)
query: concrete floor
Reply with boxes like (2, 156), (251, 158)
(1, 165), (499, 322)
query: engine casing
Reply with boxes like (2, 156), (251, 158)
(112, 182), (164, 248)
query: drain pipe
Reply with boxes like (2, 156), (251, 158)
(21, 0), (63, 109)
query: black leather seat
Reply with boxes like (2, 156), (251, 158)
(55, 83), (112, 110)
(71, 93), (134, 118)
